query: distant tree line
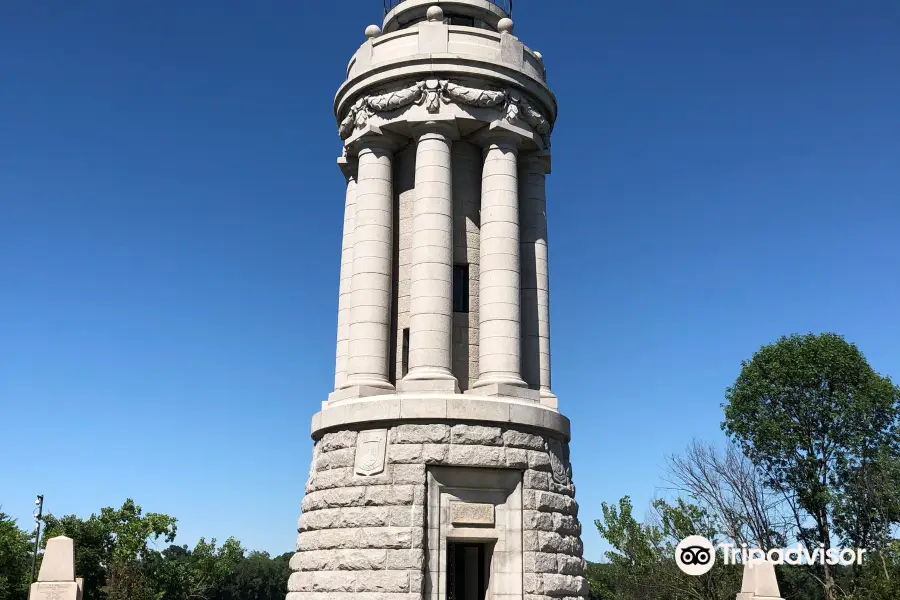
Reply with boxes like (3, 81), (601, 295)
(588, 333), (900, 600)
(0, 499), (290, 600)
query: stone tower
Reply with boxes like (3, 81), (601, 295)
(288, 1), (587, 599)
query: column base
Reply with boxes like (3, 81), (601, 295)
(466, 383), (540, 402)
(472, 373), (528, 388)
(539, 389), (559, 409)
(396, 379), (460, 393)
(328, 385), (395, 405)
(340, 375), (395, 390)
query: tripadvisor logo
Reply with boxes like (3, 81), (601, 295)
(676, 536), (716, 575)
(675, 536), (868, 576)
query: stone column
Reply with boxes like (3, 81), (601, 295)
(333, 158), (357, 391)
(519, 153), (556, 405)
(402, 121), (458, 390)
(343, 137), (395, 390)
(473, 133), (527, 389)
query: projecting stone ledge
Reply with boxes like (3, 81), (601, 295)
(310, 394), (570, 441)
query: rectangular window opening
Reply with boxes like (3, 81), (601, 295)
(401, 327), (410, 378)
(448, 15), (476, 27)
(453, 265), (469, 313)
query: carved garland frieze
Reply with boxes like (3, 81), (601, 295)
(338, 79), (551, 146)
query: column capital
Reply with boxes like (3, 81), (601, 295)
(409, 117), (460, 141)
(468, 120), (544, 153)
(344, 124), (407, 156)
(336, 155), (358, 182)
(519, 150), (551, 175)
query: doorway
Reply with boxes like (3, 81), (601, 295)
(446, 542), (490, 600)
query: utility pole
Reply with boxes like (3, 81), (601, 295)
(29, 494), (44, 584)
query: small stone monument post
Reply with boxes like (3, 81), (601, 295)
(29, 536), (83, 600)
(736, 559), (784, 600)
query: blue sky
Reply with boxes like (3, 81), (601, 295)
(2, 0), (899, 561)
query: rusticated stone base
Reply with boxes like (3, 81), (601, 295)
(288, 423), (588, 600)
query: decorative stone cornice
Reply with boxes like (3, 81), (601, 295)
(338, 79), (552, 147)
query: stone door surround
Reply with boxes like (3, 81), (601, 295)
(427, 467), (523, 600)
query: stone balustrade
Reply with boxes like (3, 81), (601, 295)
(336, 18), (555, 133)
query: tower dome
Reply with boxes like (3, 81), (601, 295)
(287, 3), (587, 599)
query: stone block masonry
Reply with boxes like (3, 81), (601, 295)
(288, 424), (587, 600)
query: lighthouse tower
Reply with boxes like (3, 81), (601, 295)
(289, 1), (587, 599)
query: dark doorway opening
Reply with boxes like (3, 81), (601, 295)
(447, 542), (489, 600)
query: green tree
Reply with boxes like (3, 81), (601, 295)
(42, 499), (177, 600)
(98, 499), (177, 563)
(218, 551), (291, 600)
(584, 561), (616, 600)
(722, 333), (900, 600)
(183, 537), (244, 600)
(42, 513), (112, 600)
(848, 541), (900, 599)
(144, 537), (245, 600)
(144, 545), (191, 600)
(592, 496), (739, 600)
(653, 498), (741, 600)
(0, 511), (33, 600)
(22, 499), (302, 600)
(593, 496), (666, 600)
(105, 558), (157, 600)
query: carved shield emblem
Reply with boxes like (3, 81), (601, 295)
(548, 438), (569, 485)
(354, 429), (387, 476)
